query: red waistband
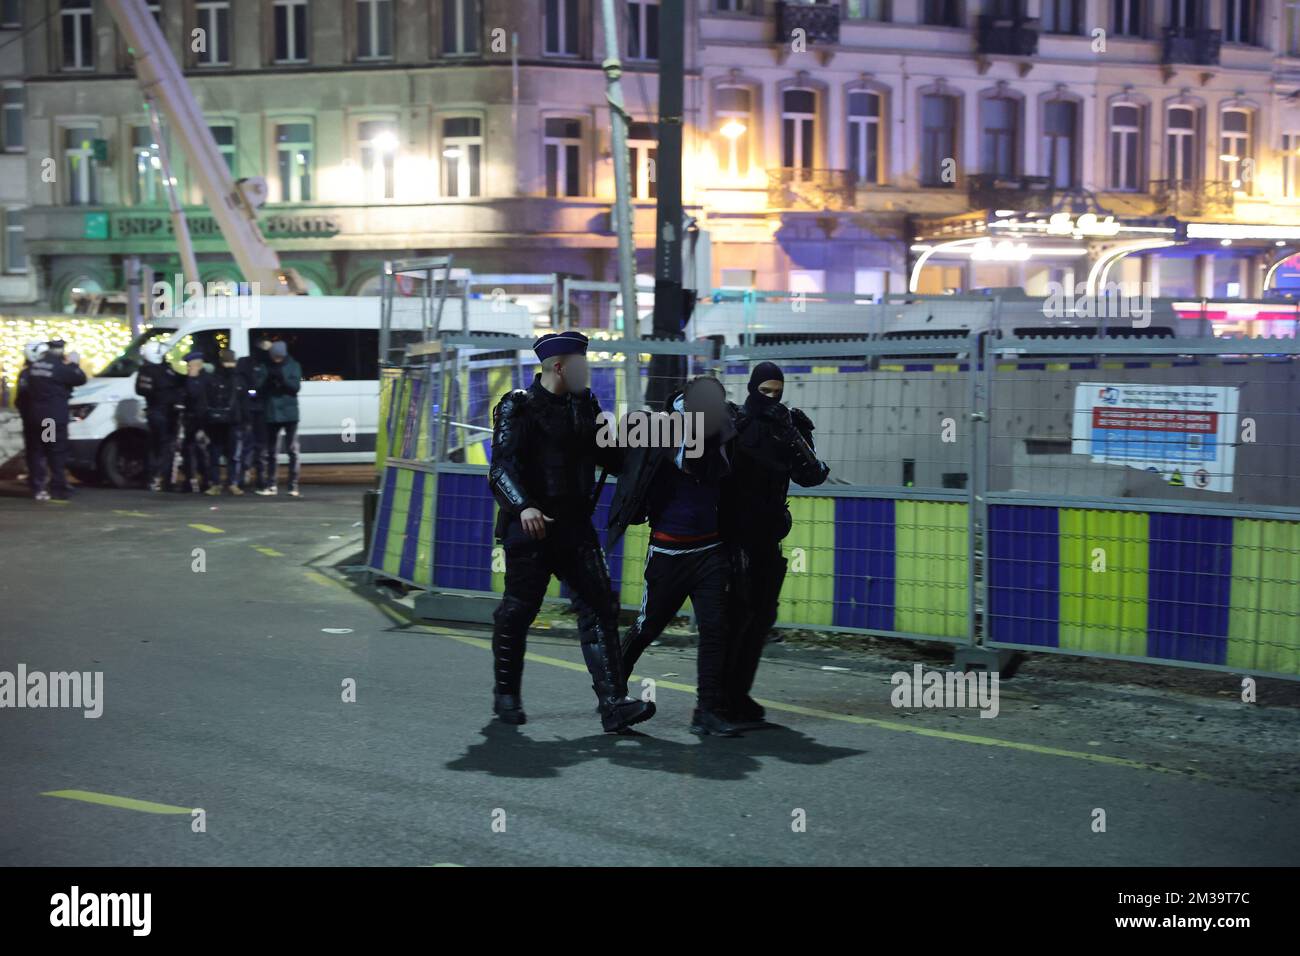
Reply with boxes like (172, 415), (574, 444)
(651, 530), (721, 545)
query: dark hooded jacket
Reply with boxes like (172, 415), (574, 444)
(606, 387), (738, 550)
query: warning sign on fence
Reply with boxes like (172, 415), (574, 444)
(1071, 383), (1239, 493)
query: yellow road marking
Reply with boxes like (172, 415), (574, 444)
(329, 570), (1203, 778)
(253, 546), (284, 557)
(42, 790), (192, 815)
(189, 523), (224, 534)
(112, 510), (149, 518)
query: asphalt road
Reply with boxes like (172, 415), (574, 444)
(1, 478), (1298, 866)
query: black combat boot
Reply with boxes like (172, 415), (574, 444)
(583, 625), (655, 733)
(492, 690), (527, 725)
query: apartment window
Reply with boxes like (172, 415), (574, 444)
(443, 0), (480, 55)
(1112, 0), (1142, 35)
(210, 123), (236, 173)
(1108, 104), (1142, 191)
(2, 0), (21, 27)
(63, 127), (99, 205)
(1166, 106), (1197, 185)
(359, 120), (398, 200)
(1220, 109), (1251, 192)
(627, 1), (659, 60)
(4, 210), (26, 274)
(714, 0), (751, 11)
(276, 122), (313, 201)
(847, 91), (881, 185)
(980, 96), (1019, 177)
(442, 116), (482, 198)
(2, 85), (22, 151)
(195, 1), (231, 65)
(922, 0), (961, 26)
(274, 0), (308, 63)
(715, 85), (752, 178)
(1288, 2), (1300, 56)
(1042, 99), (1078, 188)
(1040, 0), (1080, 33)
(920, 94), (956, 187)
(628, 121), (657, 199)
(357, 0), (393, 59)
(544, 118), (582, 196)
(61, 0), (94, 70)
(1222, 0), (1255, 44)
(845, 0), (889, 18)
(781, 89), (817, 171)
(1168, 0), (1203, 29)
(131, 126), (166, 205)
(545, 0), (580, 55)
(1283, 134), (1300, 198)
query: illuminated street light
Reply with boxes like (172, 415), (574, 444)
(719, 120), (746, 140)
(372, 131), (399, 154)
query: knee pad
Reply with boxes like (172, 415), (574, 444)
(494, 593), (541, 633)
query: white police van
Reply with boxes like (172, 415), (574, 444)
(67, 294), (532, 487)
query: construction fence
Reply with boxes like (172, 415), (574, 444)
(366, 317), (1300, 681)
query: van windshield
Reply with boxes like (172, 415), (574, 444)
(97, 328), (176, 378)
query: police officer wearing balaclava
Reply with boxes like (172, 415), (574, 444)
(719, 362), (829, 728)
(23, 339), (88, 501)
(487, 330), (653, 733)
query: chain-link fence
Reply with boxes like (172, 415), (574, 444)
(366, 294), (1300, 680)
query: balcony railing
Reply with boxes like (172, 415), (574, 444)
(775, 2), (841, 46)
(1149, 179), (1235, 216)
(976, 14), (1039, 56)
(967, 173), (1054, 212)
(1161, 27), (1221, 66)
(767, 168), (856, 211)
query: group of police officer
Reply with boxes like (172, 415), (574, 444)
(132, 333), (304, 497)
(16, 334), (304, 500)
(487, 330), (830, 737)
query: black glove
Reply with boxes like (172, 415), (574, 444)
(790, 407), (814, 435)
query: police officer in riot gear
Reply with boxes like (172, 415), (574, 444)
(720, 362), (829, 728)
(23, 339), (87, 501)
(179, 350), (211, 493)
(135, 340), (184, 491)
(487, 330), (653, 733)
(16, 341), (48, 497)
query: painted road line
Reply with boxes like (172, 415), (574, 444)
(112, 510), (150, 518)
(253, 546), (285, 557)
(42, 790), (192, 815)
(189, 523), (224, 534)
(326, 568), (1208, 780)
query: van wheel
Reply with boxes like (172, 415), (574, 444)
(100, 433), (149, 489)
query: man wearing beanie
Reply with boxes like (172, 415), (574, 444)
(487, 330), (654, 733)
(257, 339), (303, 497)
(719, 362), (830, 728)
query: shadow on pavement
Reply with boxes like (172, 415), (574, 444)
(446, 719), (865, 781)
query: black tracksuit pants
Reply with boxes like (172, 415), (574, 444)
(622, 544), (732, 711)
(492, 517), (628, 702)
(725, 539), (788, 706)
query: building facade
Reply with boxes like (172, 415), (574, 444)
(7, 0), (1300, 313)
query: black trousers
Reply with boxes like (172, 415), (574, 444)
(21, 417), (41, 491)
(145, 407), (178, 484)
(622, 545), (732, 711)
(25, 416), (68, 495)
(240, 412), (267, 489)
(726, 540), (788, 706)
(180, 418), (208, 487)
(492, 517), (627, 702)
(205, 422), (242, 487)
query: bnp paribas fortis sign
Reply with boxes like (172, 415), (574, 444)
(85, 211), (341, 242)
